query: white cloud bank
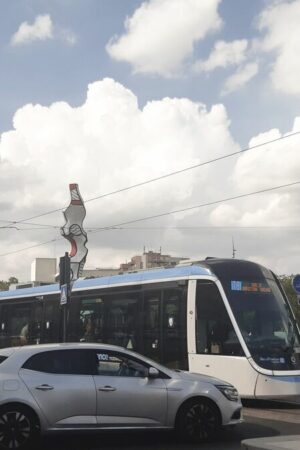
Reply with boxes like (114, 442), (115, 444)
(107, 0), (222, 77)
(258, 0), (300, 95)
(11, 14), (77, 46)
(11, 14), (53, 46)
(193, 39), (248, 73)
(1, 78), (300, 279)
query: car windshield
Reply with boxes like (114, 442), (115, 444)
(223, 277), (300, 371)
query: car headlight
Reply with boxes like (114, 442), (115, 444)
(216, 385), (239, 402)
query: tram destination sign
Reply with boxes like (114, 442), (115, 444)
(292, 274), (300, 294)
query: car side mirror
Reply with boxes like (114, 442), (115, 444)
(148, 367), (159, 379)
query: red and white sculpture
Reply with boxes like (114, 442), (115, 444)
(61, 184), (88, 281)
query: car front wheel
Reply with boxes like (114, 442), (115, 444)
(0, 405), (40, 450)
(176, 398), (221, 442)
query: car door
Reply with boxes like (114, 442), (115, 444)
(19, 349), (97, 427)
(92, 350), (168, 427)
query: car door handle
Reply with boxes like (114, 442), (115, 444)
(98, 386), (116, 392)
(35, 384), (54, 391)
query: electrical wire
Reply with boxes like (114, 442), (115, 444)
(86, 225), (300, 230)
(3, 130), (300, 228)
(1, 179), (299, 258)
(0, 239), (57, 257)
(89, 180), (300, 232)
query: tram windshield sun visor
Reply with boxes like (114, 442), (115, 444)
(228, 279), (300, 370)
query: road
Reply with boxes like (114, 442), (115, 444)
(40, 412), (300, 450)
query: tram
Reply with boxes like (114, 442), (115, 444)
(0, 258), (299, 400)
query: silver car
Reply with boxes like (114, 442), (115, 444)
(0, 343), (242, 449)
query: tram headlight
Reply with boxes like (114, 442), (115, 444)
(216, 385), (239, 402)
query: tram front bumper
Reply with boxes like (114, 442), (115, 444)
(255, 373), (300, 402)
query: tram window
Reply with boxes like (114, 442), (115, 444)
(105, 292), (140, 350)
(196, 281), (243, 356)
(73, 291), (141, 349)
(0, 306), (9, 348)
(76, 298), (105, 343)
(9, 305), (31, 346)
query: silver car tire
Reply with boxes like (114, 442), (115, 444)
(176, 397), (221, 442)
(0, 405), (40, 450)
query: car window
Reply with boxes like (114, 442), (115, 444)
(95, 351), (148, 377)
(0, 356), (7, 364)
(22, 350), (92, 375)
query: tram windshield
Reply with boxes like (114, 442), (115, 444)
(225, 278), (300, 370)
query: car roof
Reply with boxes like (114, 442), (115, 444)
(1, 342), (130, 353)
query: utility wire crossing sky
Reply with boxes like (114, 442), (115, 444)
(1, 0), (300, 279)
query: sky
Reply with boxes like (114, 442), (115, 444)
(1, 0), (300, 281)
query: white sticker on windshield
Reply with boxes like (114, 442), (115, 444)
(97, 353), (109, 361)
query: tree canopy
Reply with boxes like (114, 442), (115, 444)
(0, 277), (18, 291)
(279, 275), (300, 325)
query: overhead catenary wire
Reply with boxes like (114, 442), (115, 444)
(0, 239), (57, 258)
(2, 130), (300, 228)
(86, 225), (300, 230)
(88, 180), (300, 232)
(0, 179), (299, 258)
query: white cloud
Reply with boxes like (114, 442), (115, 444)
(0, 78), (237, 279)
(193, 39), (248, 73)
(258, 0), (300, 95)
(1, 78), (300, 280)
(232, 125), (300, 192)
(222, 62), (258, 95)
(59, 29), (78, 46)
(106, 0), (222, 77)
(11, 14), (53, 46)
(10, 14), (78, 47)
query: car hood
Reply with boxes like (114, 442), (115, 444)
(174, 370), (232, 386)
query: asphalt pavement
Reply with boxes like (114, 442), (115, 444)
(40, 412), (300, 450)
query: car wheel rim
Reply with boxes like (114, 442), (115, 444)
(0, 411), (31, 449)
(185, 402), (217, 440)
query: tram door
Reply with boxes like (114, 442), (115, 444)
(143, 283), (188, 369)
(143, 289), (161, 362)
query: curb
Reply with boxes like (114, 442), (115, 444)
(243, 408), (300, 424)
(241, 435), (300, 450)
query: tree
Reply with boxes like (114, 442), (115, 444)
(0, 277), (18, 291)
(279, 275), (300, 325)
(8, 276), (18, 285)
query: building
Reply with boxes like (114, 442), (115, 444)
(120, 249), (188, 272)
(81, 268), (121, 278)
(9, 251), (188, 290)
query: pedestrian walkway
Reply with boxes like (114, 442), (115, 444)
(241, 435), (300, 449)
(243, 406), (300, 424)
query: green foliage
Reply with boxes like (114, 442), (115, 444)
(279, 275), (300, 325)
(0, 277), (18, 291)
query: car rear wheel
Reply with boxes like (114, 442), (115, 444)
(0, 405), (40, 450)
(176, 398), (221, 442)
